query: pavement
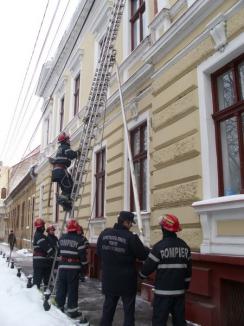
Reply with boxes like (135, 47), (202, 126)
(0, 243), (197, 326)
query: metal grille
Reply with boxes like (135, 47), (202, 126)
(222, 280), (244, 326)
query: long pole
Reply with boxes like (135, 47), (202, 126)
(115, 63), (144, 243)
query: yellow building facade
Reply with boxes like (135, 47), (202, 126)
(36, 1), (244, 324)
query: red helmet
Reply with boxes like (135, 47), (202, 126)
(160, 214), (182, 232)
(34, 218), (45, 228)
(66, 219), (79, 232)
(58, 132), (70, 143)
(46, 225), (56, 233)
(76, 224), (84, 235)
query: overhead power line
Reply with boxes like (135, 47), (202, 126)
(7, 0), (72, 161)
(0, 0), (50, 159)
(4, 0), (62, 162)
(18, 1), (96, 162)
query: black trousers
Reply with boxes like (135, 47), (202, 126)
(56, 269), (80, 312)
(52, 168), (73, 196)
(152, 294), (187, 326)
(33, 259), (51, 289)
(100, 293), (136, 326)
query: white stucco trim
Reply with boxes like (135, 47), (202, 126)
(91, 141), (107, 218)
(197, 32), (244, 199)
(123, 111), (151, 246)
(89, 140), (107, 243)
(194, 33), (244, 255)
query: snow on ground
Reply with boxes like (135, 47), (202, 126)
(0, 254), (73, 326)
(16, 248), (33, 256)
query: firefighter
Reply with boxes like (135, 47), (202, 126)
(55, 219), (88, 319)
(8, 230), (16, 251)
(46, 225), (59, 279)
(33, 218), (54, 290)
(97, 211), (149, 326)
(139, 214), (192, 326)
(46, 225), (58, 250)
(50, 132), (79, 211)
(77, 224), (89, 282)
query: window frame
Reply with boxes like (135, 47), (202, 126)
(95, 148), (106, 219)
(129, 121), (148, 211)
(211, 53), (244, 195)
(73, 73), (80, 116)
(130, 0), (146, 51)
(59, 96), (65, 132)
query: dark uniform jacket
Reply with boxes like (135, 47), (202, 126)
(140, 233), (192, 296)
(53, 143), (77, 168)
(33, 230), (54, 266)
(47, 234), (58, 250)
(58, 232), (88, 271)
(97, 223), (149, 296)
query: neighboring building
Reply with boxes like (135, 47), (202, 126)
(35, 1), (244, 325)
(4, 148), (40, 249)
(0, 162), (9, 241)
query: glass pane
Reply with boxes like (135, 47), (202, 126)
(133, 130), (140, 156)
(217, 70), (235, 110)
(134, 162), (140, 188)
(220, 117), (241, 195)
(133, 19), (140, 49)
(132, 0), (139, 14)
(142, 159), (147, 210)
(97, 178), (103, 217)
(238, 62), (244, 100)
(102, 150), (106, 170)
(142, 10), (147, 40)
(142, 125), (147, 151)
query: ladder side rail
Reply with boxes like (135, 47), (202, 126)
(70, 0), (126, 207)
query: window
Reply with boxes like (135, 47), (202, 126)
(130, 0), (146, 51)
(95, 148), (106, 218)
(60, 96), (65, 131)
(17, 205), (20, 228)
(130, 122), (148, 211)
(74, 74), (80, 116)
(1, 188), (6, 199)
(21, 202), (25, 228)
(211, 54), (244, 196)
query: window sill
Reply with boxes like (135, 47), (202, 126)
(193, 195), (244, 256)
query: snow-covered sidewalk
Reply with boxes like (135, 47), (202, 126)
(0, 252), (73, 326)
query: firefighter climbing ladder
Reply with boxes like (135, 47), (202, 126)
(45, 0), (127, 306)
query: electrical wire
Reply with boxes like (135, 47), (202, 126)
(10, 0), (95, 164)
(4, 0), (62, 162)
(5, 0), (72, 162)
(0, 0), (50, 159)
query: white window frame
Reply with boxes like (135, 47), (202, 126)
(193, 33), (244, 255)
(91, 141), (107, 220)
(124, 111), (151, 246)
(56, 76), (67, 135)
(89, 141), (107, 243)
(68, 48), (83, 121)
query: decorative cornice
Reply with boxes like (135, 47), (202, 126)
(90, 0), (113, 38)
(67, 48), (84, 76)
(210, 20), (227, 52)
(36, 0), (95, 99)
(150, 0), (244, 80)
(143, 0), (225, 64)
